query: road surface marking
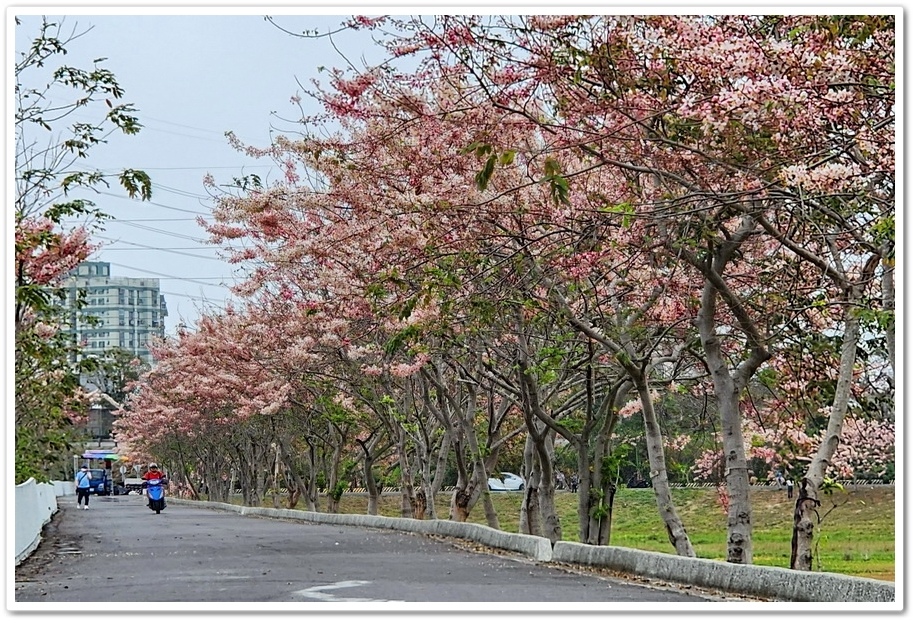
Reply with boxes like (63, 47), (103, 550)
(294, 580), (402, 602)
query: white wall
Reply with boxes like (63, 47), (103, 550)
(15, 479), (66, 565)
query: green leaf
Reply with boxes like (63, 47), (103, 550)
(601, 201), (634, 227)
(544, 157), (561, 177)
(460, 141), (492, 157)
(399, 296), (418, 320)
(475, 153), (497, 191)
(119, 169), (152, 200)
(384, 324), (420, 356)
(547, 174), (570, 205)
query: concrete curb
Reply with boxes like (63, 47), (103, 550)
(551, 541), (896, 603)
(190, 501), (553, 562)
(171, 499), (894, 602)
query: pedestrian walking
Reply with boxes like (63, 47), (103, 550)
(569, 474), (579, 493)
(75, 465), (92, 509)
(786, 478), (794, 500)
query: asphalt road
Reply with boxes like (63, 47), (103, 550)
(14, 495), (725, 607)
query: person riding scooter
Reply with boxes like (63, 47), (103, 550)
(142, 463), (166, 508)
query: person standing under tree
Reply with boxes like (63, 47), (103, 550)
(75, 465), (91, 510)
(786, 478), (794, 500)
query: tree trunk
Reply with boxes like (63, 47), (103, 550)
(326, 428), (344, 514)
(286, 482), (301, 509)
(597, 481), (616, 546)
(881, 246), (895, 378)
(583, 390), (621, 545)
(792, 306), (861, 570)
(636, 381), (695, 557)
(451, 488), (473, 522)
(697, 281), (757, 564)
(426, 430), (451, 519)
(413, 489), (427, 519)
(477, 473), (500, 529)
(534, 431), (562, 543)
(364, 452), (380, 516)
(456, 386), (501, 530)
(276, 438), (309, 510)
(514, 348), (561, 541)
(327, 493), (340, 514)
(586, 473), (606, 545)
(269, 442), (282, 509)
(790, 478), (821, 570)
(397, 428), (415, 518)
(704, 342), (753, 564)
(304, 442), (319, 512)
(519, 433), (542, 536)
(576, 451), (591, 543)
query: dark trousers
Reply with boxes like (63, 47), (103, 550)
(77, 487), (91, 506)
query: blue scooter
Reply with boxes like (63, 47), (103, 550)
(145, 477), (167, 513)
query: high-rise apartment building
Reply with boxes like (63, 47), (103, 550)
(62, 261), (168, 363)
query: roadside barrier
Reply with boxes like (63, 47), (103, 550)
(14, 479), (60, 564)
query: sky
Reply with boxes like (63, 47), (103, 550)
(12, 7), (394, 336)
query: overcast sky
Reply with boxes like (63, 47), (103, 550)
(13, 8), (391, 335)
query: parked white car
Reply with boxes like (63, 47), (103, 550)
(488, 472), (525, 491)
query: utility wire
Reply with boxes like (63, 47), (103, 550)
(112, 221), (207, 242)
(151, 182), (211, 200)
(105, 262), (236, 288)
(94, 190), (212, 216)
(94, 235), (229, 260)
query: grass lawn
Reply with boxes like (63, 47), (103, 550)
(326, 484), (895, 582)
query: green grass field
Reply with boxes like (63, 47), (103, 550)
(327, 484), (895, 582)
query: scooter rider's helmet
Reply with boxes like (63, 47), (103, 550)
(149, 463), (158, 469)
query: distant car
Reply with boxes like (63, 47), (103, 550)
(87, 468), (111, 496)
(488, 472), (525, 491)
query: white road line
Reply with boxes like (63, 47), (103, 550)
(294, 580), (403, 602)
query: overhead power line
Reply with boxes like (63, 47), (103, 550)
(105, 262), (236, 288)
(114, 221), (207, 243)
(95, 190), (212, 216)
(151, 183), (212, 200)
(94, 235), (228, 260)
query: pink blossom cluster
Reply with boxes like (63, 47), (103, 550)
(345, 15), (387, 29)
(16, 217), (97, 286)
(779, 161), (867, 194)
(665, 434), (691, 453)
(390, 352), (431, 378)
(617, 399), (642, 419)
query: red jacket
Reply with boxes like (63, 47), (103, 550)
(142, 470), (165, 481)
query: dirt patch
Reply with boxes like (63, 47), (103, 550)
(426, 534), (775, 602)
(14, 509), (73, 582)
